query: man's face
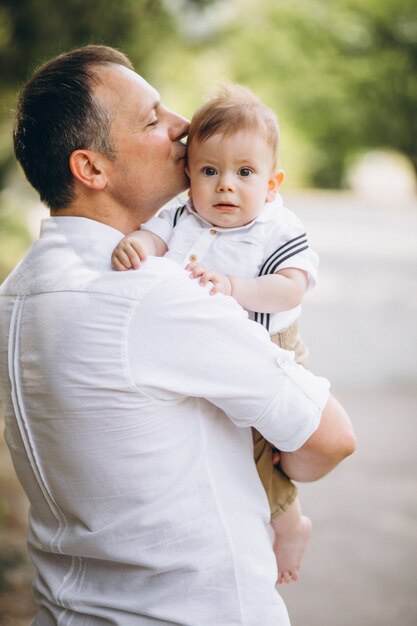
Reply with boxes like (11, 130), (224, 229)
(95, 64), (189, 222)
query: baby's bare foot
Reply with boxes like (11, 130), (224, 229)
(274, 515), (312, 584)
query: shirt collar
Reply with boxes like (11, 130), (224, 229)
(39, 216), (125, 270)
(184, 194), (283, 232)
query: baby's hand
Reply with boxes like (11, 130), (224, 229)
(112, 235), (147, 271)
(186, 262), (232, 296)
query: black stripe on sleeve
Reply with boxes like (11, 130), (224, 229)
(253, 233), (308, 330)
(258, 233), (308, 276)
(267, 245), (309, 275)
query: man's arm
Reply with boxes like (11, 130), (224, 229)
(279, 394), (356, 482)
(127, 269), (355, 480)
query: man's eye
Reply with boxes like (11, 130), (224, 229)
(202, 167), (217, 176)
(147, 118), (159, 127)
(238, 167), (252, 177)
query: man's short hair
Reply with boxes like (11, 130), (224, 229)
(13, 45), (133, 210)
(188, 83), (280, 168)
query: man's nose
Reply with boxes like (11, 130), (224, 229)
(167, 110), (189, 141)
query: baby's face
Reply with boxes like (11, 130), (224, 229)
(186, 131), (280, 229)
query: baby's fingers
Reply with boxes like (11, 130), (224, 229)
(117, 242), (144, 270)
(199, 271), (218, 286)
(112, 248), (133, 270)
(186, 262), (208, 278)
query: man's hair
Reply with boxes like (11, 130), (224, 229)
(188, 83), (280, 167)
(13, 45), (133, 210)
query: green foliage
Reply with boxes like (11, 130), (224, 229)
(0, 206), (33, 281)
(0, 0), (414, 246)
(0, 0), (174, 84)
(220, 0), (417, 186)
(0, 553), (24, 593)
(0, 0), (217, 179)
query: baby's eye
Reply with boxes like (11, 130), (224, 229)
(238, 167), (252, 177)
(202, 166), (218, 176)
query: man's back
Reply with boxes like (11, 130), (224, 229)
(0, 216), (314, 625)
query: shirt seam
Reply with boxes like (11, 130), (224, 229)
(197, 408), (245, 625)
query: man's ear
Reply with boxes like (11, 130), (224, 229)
(266, 169), (285, 202)
(69, 150), (108, 191)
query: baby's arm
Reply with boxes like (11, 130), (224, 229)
(112, 229), (168, 270)
(187, 263), (308, 312)
(230, 269), (308, 312)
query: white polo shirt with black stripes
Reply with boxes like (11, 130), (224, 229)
(142, 194), (318, 334)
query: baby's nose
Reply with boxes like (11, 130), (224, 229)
(216, 174), (235, 192)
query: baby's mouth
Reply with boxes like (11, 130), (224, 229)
(213, 202), (237, 211)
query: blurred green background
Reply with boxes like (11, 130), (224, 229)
(1, 2), (417, 624)
(0, 0), (416, 281)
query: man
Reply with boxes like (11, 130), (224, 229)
(0, 45), (355, 625)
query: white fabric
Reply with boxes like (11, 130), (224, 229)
(142, 194), (319, 333)
(0, 216), (329, 626)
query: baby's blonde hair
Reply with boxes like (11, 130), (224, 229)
(188, 83), (280, 168)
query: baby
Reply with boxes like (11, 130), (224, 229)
(112, 84), (318, 585)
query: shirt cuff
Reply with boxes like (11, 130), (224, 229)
(253, 350), (330, 452)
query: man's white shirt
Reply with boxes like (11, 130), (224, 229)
(0, 216), (329, 625)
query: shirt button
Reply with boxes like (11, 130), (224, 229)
(210, 229), (217, 235)
(189, 254), (198, 262)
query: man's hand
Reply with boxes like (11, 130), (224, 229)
(112, 235), (148, 271)
(186, 262), (233, 296)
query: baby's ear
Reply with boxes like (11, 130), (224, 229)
(266, 170), (285, 202)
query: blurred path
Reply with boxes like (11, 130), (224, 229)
(281, 190), (417, 626)
(1, 190), (416, 624)
(288, 189), (417, 388)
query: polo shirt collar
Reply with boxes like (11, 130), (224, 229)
(39, 216), (126, 270)
(40, 216), (124, 242)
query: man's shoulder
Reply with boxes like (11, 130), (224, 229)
(91, 256), (186, 302)
(0, 241), (184, 303)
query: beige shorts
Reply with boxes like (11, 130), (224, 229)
(253, 320), (309, 518)
(270, 320), (309, 369)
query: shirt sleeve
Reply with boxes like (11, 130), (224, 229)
(127, 264), (330, 452)
(261, 208), (319, 290)
(141, 205), (187, 245)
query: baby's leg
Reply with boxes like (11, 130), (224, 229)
(271, 497), (312, 584)
(253, 430), (312, 584)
